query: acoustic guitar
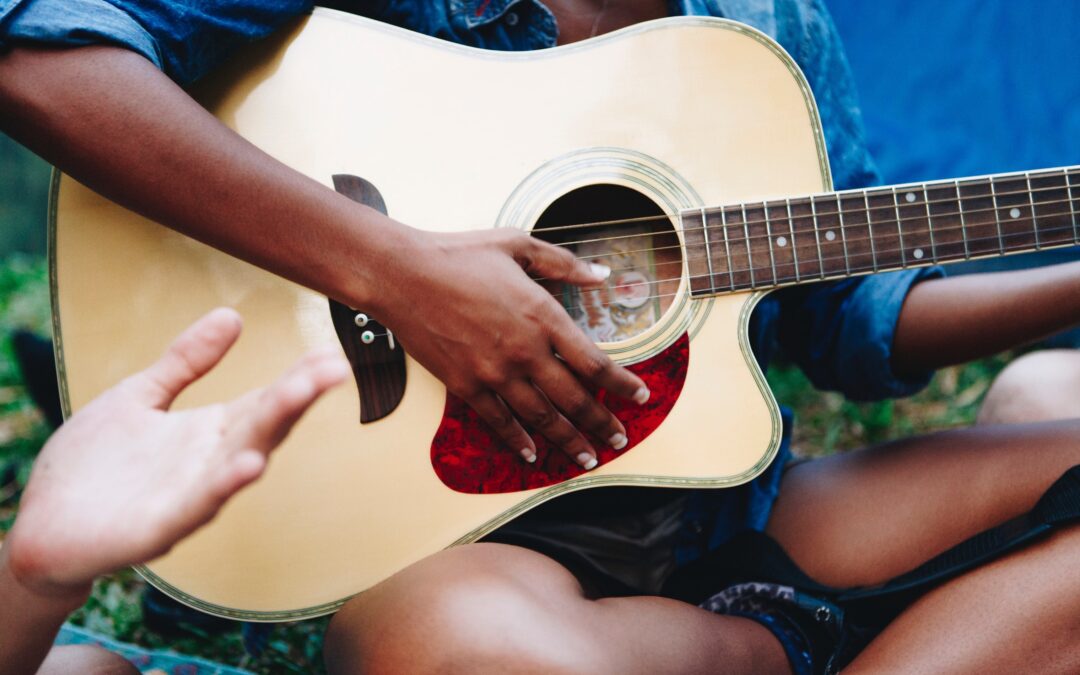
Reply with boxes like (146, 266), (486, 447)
(51, 9), (1080, 619)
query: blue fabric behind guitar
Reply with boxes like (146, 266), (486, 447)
(829, 0), (1080, 187)
(830, 0), (1080, 341)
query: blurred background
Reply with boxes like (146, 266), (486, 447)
(0, 1), (1077, 672)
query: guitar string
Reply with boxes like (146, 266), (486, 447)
(545, 186), (1080, 250)
(353, 218), (1080, 339)
(549, 214), (1079, 288)
(532, 203), (1080, 282)
(512, 173), (1080, 243)
(549, 219), (1080, 302)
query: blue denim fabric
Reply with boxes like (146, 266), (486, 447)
(0, 0), (941, 560)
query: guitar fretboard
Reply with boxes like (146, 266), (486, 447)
(682, 166), (1080, 296)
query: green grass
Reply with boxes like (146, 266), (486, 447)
(0, 253), (1010, 672)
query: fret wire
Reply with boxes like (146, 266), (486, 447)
(574, 217), (1080, 298)
(863, 190), (878, 272)
(1069, 170), (1080, 244)
(836, 193), (851, 275)
(922, 184), (937, 261)
(890, 187), (907, 267)
(741, 204), (755, 288)
(955, 181), (971, 259)
(1026, 171), (1041, 250)
(810, 196), (825, 279)
(546, 172), (1078, 246)
(785, 198), (801, 281)
(561, 206), (1076, 273)
(699, 206), (716, 292)
(989, 178), (1006, 255)
(721, 206), (735, 290)
(763, 203), (778, 284)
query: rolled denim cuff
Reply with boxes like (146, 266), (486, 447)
(0, 0), (162, 69)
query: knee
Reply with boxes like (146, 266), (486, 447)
(38, 645), (139, 675)
(978, 350), (1080, 425)
(324, 543), (595, 675)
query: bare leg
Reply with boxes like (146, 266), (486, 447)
(978, 349), (1080, 425)
(325, 542), (789, 675)
(766, 419), (1080, 671)
(847, 525), (1080, 674)
(37, 645), (139, 675)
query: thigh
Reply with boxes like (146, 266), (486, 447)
(325, 542), (789, 675)
(846, 524), (1080, 674)
(766, 419), (1080, 587)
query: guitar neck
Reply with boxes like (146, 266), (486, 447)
(682, 166), (1080, 296)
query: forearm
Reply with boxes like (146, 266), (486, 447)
(893, 261), (1080, 374)
(0, 45), (410, 311)
(0, 545), (89, 675)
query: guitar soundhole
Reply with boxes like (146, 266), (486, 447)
(429, 184), (690, 494)
(532, 185), (681, 342)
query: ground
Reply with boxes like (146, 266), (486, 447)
(0, 254), (1009, 673)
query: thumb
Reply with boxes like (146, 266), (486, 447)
(516, 237), (611, 287)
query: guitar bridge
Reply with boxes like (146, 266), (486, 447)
(329, 174), (406, 423)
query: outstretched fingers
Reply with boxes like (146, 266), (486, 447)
(132, 307), (244, 409)
(229, 346), (350, 456)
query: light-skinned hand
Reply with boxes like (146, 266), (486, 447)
(3, 308), (349, 602)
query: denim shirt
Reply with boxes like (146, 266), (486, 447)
(0, 0), (941, 560)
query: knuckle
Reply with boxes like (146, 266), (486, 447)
(475, 365), (508, 388)
(449, 380), (483, 400)
(579, 352), (612, 380)
(527, 407), (556, 429)
(564, 394), (597, 421)
(486, 410), (516, 431)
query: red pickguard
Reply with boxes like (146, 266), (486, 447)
(431, 333), (690, 493)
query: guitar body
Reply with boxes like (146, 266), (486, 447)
(51, 10), (830, 619)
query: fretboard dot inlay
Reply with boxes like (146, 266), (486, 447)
(825, 230), (836, 241)
(905, 192), (916, 203)
(1010, 207), (1021, 219)
(776, 236), (788, 247)
(914, 248), (925, 260)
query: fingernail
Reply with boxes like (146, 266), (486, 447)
(608, 432), (628, 450)
(589, 263), (611, 280)
(576, 452), (598, 470)
(520, 448), (537, 464)
(633, 386), (651, 405)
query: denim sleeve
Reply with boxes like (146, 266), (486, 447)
(774, 267), (946, 401)
(0, 0), (313, 85)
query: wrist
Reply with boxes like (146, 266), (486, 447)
(333, 208), (429, 317)
(1, 533), (91, 613)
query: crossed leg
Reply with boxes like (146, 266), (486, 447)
(767, 419), (1080, 673)
(326, 420), (1080, 674)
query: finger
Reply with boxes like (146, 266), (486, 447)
(461, 390), (538, 464)
(231, 347), (350, 453)
(531, 359), (629, 452)
(208, 449), (267, 505)
(514, 237), (612, 287)
(499, 380), (598, 470)
(548, 312), (650, 405)
(132, 307), (243, 409)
